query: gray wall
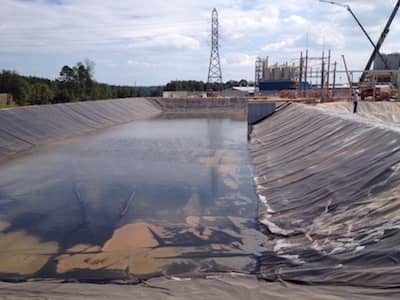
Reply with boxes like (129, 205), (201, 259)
(150, 97), (248, 114)
(248, 102), (276, 125)
(374, 53), (400, 70)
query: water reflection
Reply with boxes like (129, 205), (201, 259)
(0, 114), (266, 281)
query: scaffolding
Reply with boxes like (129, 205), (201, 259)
(254, 50), (374, 101)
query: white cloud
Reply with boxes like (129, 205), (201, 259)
(262, 36), (302, 52)
(1, 0), (399, 85)
(224, 53), (257, 67)
(219, 4), (280, 40)
(129, 34), (201, 50)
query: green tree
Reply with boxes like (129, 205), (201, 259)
(29, 83), (54, 105)
(0, 71), (31, 105)
(1, 60), (165, 106)
(59, 65), (75, 82)
(239, 79), (248, 87)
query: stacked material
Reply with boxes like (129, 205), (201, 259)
(318, 101), (400, 124)
(0, 98), (161, 158)
(250, 104), (400, 288)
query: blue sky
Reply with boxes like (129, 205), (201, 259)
(1, 0), (400, 86)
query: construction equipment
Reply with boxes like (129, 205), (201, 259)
(359, 1), (400, 100)
(360, 1), (400, 82)
(360, 86), (391, 101)
(321, 0), (400, 101)
(320, 0), (390, 74)
(341, 55), (352, 91)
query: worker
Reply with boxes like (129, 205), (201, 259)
(353, 91), (358, 114)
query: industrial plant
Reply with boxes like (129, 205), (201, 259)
(252, 0), (400, 103)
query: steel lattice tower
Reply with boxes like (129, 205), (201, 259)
(207, 8), (223, 85)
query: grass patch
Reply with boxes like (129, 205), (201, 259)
(0, 103), (17, 110)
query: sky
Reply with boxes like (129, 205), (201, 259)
(1, 0), (400, 86)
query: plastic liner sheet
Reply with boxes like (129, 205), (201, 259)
(0, 276), (399, 299)
(317, 101), (400, 125)
(0, 98), (161, 158)
(250, 104), (400, 288)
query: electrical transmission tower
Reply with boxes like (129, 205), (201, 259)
(207, 8), (223, 85)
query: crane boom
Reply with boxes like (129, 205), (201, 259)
(360, 0), (400, 82)
(346, 8), (388, 69)
(319, 0), (389, 72)
(319, 0), (348, 9)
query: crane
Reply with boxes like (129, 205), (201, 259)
(360, 0), (400, 82)
(319, 0), (390, 74)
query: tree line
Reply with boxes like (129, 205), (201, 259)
(0, 60), (253, 107)
(0, 61), (162, 106)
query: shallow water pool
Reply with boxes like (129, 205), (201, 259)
(0, 114), (267, 281)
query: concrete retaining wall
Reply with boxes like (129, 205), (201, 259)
(150, 97), (247, 113)
(0, 98), (161, 158)
(248, 102), (276, 124)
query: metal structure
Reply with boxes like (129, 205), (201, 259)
(342, 54), (353, 101)
(207, 8), (223, 85)
(255, 51), (337, 98)
(362, 0), (400, 82)
(255, 57), (264, 87)
(375, 53), (400, 70)
(320, 0), (400, 83)
(298, 50), (334, 99)
(256, 58), (298, 82)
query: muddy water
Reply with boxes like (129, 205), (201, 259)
(0, 114), (266, 281)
